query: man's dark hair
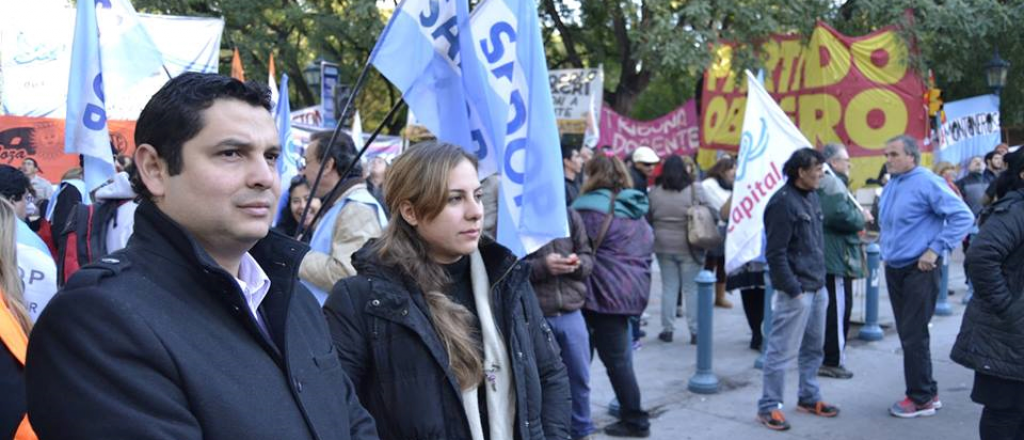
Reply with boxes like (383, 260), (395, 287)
(310, 130), (362, 179)
(783, 148), (826, 181)
(984, 151), (999, 166)
(0, 165), (30, 202)
(130, 73), (272, 201)
(655, 155), (692, 191)
(560, 141), (579, 161)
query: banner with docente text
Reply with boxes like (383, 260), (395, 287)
(701, 22), (928, 189)
(597, 100), (699, 159)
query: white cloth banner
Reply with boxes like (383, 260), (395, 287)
(725, 70), (810, 274)
(0, 1), (223, 119)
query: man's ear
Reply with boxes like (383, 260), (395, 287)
(134, 144), (169, 199)
(399, 200), (418, 226)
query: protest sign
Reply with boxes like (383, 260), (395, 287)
(549, 67), (603, 144)
(701, 22), (927, 189)
(597, 100), (699, 158)
(936, 95), (1001, 167)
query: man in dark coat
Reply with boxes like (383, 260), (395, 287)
(951, 148), (1024, 439)
(25, 73), (378, 440)
(758, 148), (839, 431)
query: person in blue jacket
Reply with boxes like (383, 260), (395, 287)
(879, 135), (974, 419)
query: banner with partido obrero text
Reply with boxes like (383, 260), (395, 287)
(700, 22), (928, 189)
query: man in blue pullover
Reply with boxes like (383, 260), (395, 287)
(879, 135), (974, 419)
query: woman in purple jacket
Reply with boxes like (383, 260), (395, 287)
(571, 155), (654, 438)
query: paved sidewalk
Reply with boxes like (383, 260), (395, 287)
(585, 249), (980, 439)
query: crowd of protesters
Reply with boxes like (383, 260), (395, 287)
(1, 72), (1022, 440)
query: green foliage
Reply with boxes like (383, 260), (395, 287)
(133, 0), (1024, 129)
(133, 0), (401, 134)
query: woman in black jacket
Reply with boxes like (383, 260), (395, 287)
(324, 141), (571, 440)
(951, 148), (1024, 440)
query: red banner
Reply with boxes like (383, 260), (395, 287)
(598, 100), (700, 159)
(0, 116), (136, 180)
(700, 22), (928, 187)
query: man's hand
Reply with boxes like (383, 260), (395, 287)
(861, 208), (875, 224)
(917, 249), (939, 272)
(544, 253), (580, 276)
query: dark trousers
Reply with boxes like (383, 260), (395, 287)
(583, 311), (649, 429)
(823, 275), (854, 367)
(740, 288), (765, 346)
(982, 407), (1024, 440)
(975, 373), (1024, 440)
(885, 261), (940, 405)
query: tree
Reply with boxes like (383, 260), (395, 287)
(541, 0), (833, 118)
(133, 0), (403, 134)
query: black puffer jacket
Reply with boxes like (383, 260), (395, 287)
(323, 238), (571, 440)
(951, 189), (1024, 381)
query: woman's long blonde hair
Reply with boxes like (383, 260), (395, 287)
(373, 141), (483, 390)
(0, 198), (32, 334)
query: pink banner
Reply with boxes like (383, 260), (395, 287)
(597, 100), (700, 158)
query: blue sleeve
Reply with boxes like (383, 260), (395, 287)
(927, 179), (975, 255)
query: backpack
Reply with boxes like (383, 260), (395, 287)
(686, 184), (723, 250)
(55, 200), (126, 287)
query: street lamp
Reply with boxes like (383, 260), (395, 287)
(984, 49), (1010, 96)
(303, 58), (324, 98)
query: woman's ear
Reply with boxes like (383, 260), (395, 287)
(399, 200), (418, 226)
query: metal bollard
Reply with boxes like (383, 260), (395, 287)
(858, 243), (884, 341)
(755, 271), (774, 370)
(689, 270), (719, 394)
(935, 250), (952, 316)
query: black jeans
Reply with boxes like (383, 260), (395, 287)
(740, 288), (765, 346)
(583, 311), (649, 429)
(885, 261), (940, 405)
(823, 275), (854, 367)
(975, 373), (1024, 440)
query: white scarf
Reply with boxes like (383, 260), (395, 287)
(461, 250), (516, 440)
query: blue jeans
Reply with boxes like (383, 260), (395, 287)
(758, 288), (829, 414)
(656, 253), (701, 336)
(546, 311), (595, 438)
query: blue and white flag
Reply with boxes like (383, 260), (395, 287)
(936, 94), (1001, 167)
(274, 73), (301, 226)
(725, 70), (809, 274)
(369, 0), (480, 164)
(469, 0), (567, 256)
(66, 0), (164, 192)
(370, 0), (567, 256)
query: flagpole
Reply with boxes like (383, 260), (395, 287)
(297, 53), (378, 235)
(295, 98), (405, 240)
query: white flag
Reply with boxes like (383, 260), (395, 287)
(725, 70), (812, 274)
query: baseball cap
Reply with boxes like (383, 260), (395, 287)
(632, 146), (660, 164)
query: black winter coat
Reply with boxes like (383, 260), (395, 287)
(324, 239), (571, 440)
(951, 189), (1024, 381)
(764, 182), (826, 297)
(25, 201), (378, 440)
